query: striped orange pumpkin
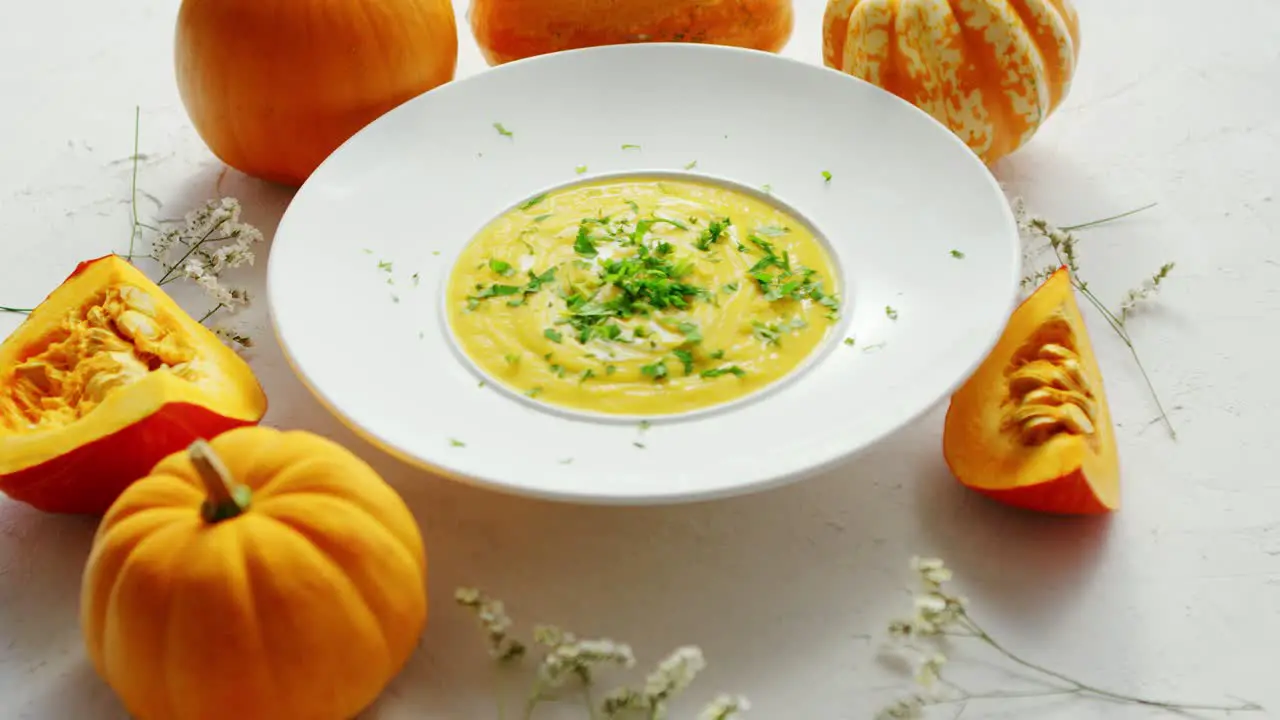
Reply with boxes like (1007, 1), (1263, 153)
(822, 0), (1081, 164)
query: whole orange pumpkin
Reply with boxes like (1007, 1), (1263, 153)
(470, 0), (794, 66)
(175, 0), (458, 186)
(80, 428), (428, 720)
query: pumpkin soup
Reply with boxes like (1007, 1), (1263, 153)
(445, 176), (841, 416)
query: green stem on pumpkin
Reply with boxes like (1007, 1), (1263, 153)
(189, 439), (251, 522)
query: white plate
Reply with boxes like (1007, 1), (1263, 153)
(267, 43), (1021, 505)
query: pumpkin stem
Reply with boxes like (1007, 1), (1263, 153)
(189, 439), (251, 522)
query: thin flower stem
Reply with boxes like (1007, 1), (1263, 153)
(960, 614), (1260, 712)
(1052, 246), (1177, 439)
(156, 219), (230, 285)
(127, 106), (141, 265)
(1, 305), (32, 314)
(1060, 203), (1158, 232)
(198, 304), (225, 324)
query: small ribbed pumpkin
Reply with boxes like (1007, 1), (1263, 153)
(80, 428), (428, 720)
(822, 0), (1081, 164)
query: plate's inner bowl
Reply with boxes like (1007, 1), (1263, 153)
(442, 172), (846, 423)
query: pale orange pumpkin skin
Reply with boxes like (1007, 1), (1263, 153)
(175, 0), (458, 186)
(80, 427), (428, 720)
(470, 0), (794, 66)
(822, 0), (1081, 164)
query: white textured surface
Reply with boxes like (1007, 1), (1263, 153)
(2, 1), (1278, 718)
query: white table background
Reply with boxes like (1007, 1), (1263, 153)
(2, 1), (1278, 718)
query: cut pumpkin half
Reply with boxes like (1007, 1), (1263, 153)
(943, 267), (1119, 515)
(0, 255), (267, 514)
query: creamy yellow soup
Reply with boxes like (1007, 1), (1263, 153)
(445, 176), (841, 416)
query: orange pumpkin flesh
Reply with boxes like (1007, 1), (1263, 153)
(469, 0), (794, 66)
(81, 428), (428, 720)
(0, 255), (266, 515)
(822, 0), (1081, 164)
(943, 267), (1119, 515)
(175, 0), (459, 186)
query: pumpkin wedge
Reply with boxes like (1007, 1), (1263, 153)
(943, 267), (1119, 515)
(0, 255), (266, 515)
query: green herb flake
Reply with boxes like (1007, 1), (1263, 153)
(640, 360), (669, 380)
(526, 386), (543, 398)
(950, 249), (966, 259)
(411, 272), (420, 286)
(822, 170), (833, 183)
(708, 349), (725, 360)
(843, 337), (856, 347)
(504, 353), (521, 365)
(672, 349), (695, 375)
(885, 306), (899, 320)
(622, 144), (641, 150)
(544, 328), (563, 343)
(520, 193), (548, 210)
(488, 259), (514, 276)
(493, 122), (513, 137)
(449, 438), (466, 447)
(378, 260), (393, 272)
(684, 160), (698, 170)
(701, 366), (746, 378)
(533, 213), (553, 223)
(575, 165), (588, 174)
(605, 364), (618, 375)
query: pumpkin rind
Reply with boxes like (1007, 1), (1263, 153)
(469, 0), (794, 66)
(822, 0), (1080, 164)
(174, 0), (459, 186)
(0, 255), (267, 515)
(80, 426), (428, 720)
(942, 267), (1119, 515)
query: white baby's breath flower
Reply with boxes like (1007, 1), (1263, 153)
(910, 556), (953, 589)
(643, 646), (706, 701)
(538, 637), (635, 687)
(698, 693), (751, 720)
(212, 325), (253, 349)
(914, 653), (947, 690)
(455, 586), (526, 661)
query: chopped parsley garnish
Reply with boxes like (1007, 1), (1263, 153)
(504, 353), (521, 365)
(701, 366), (746, 378)
(708, 349), (725, 360)
(411, 272), (420, 286)
(449, 438), (466, 447)
(526, 386), (543, 397)
(885, 306), (899, 320)
(684, 160), (698, 170)
(378, 260), (393, 272)
(821, 170), (832, 183)
(693, 217), (731, 251)
(533, 213), (553, 223)
(493, 122), (513, 137)
(575, 165), (588, 174)
(622, 144), (641, 150)
(520, 193), (547, 210)
(672, 349), (695, 375)
(640, 360), (669, 380)
(544, 328), (563, 343)
(843, 337), (856, 346)
(950, 249), (966, 259)
(489, 259), (514, 276)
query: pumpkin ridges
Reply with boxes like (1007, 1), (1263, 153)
(1004, 0), (1079, 110)
(156, 520), (276, 720)
(97, 522), (202, 720)
(82, 508), (194, 680)
(261, 496), (426, 666)
(239, 518), (396, 718)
